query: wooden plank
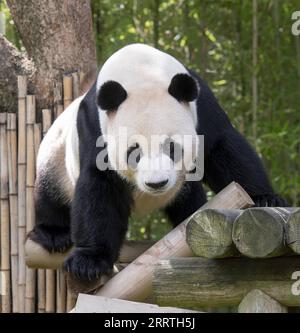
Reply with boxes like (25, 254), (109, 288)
(154, 257), (300, 309)
(238, 289), (288, 313)
(74, 294), (200, 313)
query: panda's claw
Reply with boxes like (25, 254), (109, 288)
(63, 248), (113, 282)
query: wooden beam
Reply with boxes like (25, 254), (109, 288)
(238, 289), (288, 313)
(153, 257), (300, 309)
(74, 294), (200, 313)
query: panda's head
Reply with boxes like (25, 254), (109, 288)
(96, 45), (200, 196)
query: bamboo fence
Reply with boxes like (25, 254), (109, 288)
(0, 73), (79, 312)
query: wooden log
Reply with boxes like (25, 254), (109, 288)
(17, 76), (27, 313)
(25, 239), (155, 269)
(75, 294), (200, 313)
(95, 182), (254, 302)
(7, 113), (18, 313)
(154, 257), (300, 309)
(286, 208), (300, 254)
(0, 113), (11, 313)
(63, 74), (73, 109)
(232, 207), (291, 258)
(186, 209), (241, 258)
(25, 95), (36, 313)
(238, 289), (288, 313)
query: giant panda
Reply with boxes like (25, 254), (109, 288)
(29, 44), (287, 281)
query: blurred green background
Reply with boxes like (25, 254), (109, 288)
(1, 0), (300, 240)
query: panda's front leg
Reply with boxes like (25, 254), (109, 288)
(63, 167), (133, 281)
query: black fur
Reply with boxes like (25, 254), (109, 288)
(168, 73), (199, 102)
(97, 80), (127, 111)
(189, 70), (288, 207)
(63, 83), (133, 281)
(29, 171), (72, 253)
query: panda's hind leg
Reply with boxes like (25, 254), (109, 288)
(28, 173), (72, 253)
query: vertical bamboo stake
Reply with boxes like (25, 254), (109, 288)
(25, 95), (36, 313)
(45, 270), (55, 313)
(56, 270), (66, 313)
(72, 72), (80, 99)
(63, 74), (73, 109)
(17, 76), (27, 313)
(34, 124), (46, 313)
(42, 109), (57, 313)
(7, 114), (18, 313)
(0, 113), (11, 313)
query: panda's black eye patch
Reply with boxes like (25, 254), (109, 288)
(168, 73), (199, 103)
(97, 80), (127, 111)
(163, 138), (183, 163)
(126, 143), (143, 169)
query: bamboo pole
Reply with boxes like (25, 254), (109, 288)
(95, 182), (254, 302)
(56, 270), (66, 313)
(63, 75), (73, 109)
(186, 209), (241, 258)
(25, 95), (36, 313)
(17, 76), (27, 313)
(0, 113), (11, 313)
(34, 123), (46, 313)
(45, 270), (55, 313)
(72, 72), (80, 99)
(7, 114), (18, 313)
(41, 110), (56, 313)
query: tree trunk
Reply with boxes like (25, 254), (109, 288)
(0, 35), (35, 113)
(6, 0), (97, 110)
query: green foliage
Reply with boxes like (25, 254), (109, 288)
(2, 0), (300, 239)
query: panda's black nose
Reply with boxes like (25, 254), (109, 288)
(145, 180), (168, 190)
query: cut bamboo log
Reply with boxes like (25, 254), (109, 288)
(238, 289), (288, 313)
(0, 113), (11, 313)
(7, 114), (19, 313)
(232, 207), (291, 258)
(75, 294), (200, 313)
(45, 270), (55, 313)
(25, 95), (36, 313)
(25, 240), (155, 269)
(94, 182), (253, 302)
(63, 74), (73, 109)
(153, 257), (300, 309)
(186, 209), (241, 258)
(286, 208), (300, 254)
(17, 76), (27, 313)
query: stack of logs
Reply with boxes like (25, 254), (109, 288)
(0, 73), (81, 313)
(154, 208), (300, 312)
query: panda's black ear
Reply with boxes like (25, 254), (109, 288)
(168, 73), (199, 103)
(97, 81), (127, 111)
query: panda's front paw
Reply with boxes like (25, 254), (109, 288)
(28, 225), (72, 253)
(253, 194), (289, 207)
(63, 248), (113, 281)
